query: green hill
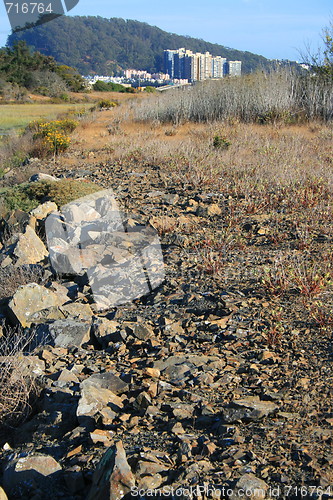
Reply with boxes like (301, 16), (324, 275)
(7, 16), (277, 75)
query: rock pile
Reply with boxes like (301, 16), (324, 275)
(0, 169), (332, 499)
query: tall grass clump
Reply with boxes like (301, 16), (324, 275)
(134, 68), (333, 124)
(0, 325), (39, 428)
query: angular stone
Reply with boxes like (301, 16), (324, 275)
(8, 283), (65, 327)
(135, 391), (152, 409)
(196, 203), (222, 217)
(163, 363), (192, 386)
(233, 398), (278, 418)
(16, 356), (45, 378)
(82, 372), (129, 395)
(28, 306), (66, 324)
(77, 385), (123, 424)
(3, 453), (61, 494)
(48, 282), (71, 304)
(13, 225), (48, 266)
(0, 210), (33, 239)
(207, 203), (222, 216)
(48, 319), (91, 348)
(229, 474), (268, 499)
(56, 368), (80, 386)
(87, 441), (135, 500)
(91, 318), (119, 348)
(30, 201), (58, 220)
(143, 367), (161, 379)
(60, 302), (93, 321)
(124, 321), (154, 340)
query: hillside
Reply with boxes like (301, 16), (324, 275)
(7, 16), (275, 75)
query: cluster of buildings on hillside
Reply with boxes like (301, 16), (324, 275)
(85, 48), (242, 89)
(164, 48), (242, 82)
(85, 71), (172, 88)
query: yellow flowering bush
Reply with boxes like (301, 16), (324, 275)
(44, 130), (71, 154)
(27, 118), (78, 156)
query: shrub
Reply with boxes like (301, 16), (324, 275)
(144, 86), (156, 93)
(43, 130), (71, 154)
(0, 264), (47, 301)
(213, 135), (231, 149)
(28, 118), (78, 137)
(43, 178), (101, 206)
(97, 99), (118, 109)
(1, 185), (41, 212)
(26, 119), (78, 157)
(1, 179), (101, 213)
(26, 178), (101, 207)
(0, 325), (40, 427)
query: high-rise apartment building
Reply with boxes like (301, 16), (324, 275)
(226, 61), (242, 76)
(212, 56), (227, 78)
(164, 49), (241, 82)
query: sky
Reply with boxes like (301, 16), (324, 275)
(0, 0), (332, 61)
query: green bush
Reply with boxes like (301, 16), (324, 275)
(42, 179), (101, 206)
(93, 80), (127, 92)
(1, 185), (40, 212)
(144, 86), (156, 93)
(1, 179), (101, 213)
(213, 135), (231, 150)
(97, 99), (118, 109)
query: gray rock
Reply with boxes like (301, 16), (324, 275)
(48, 319), (91, 348)
(13, 225), (48, 266)
(77, 384), (123, 424)
(126, 322), (154, 340)
(164, 363), (192, 386)
(60, 302), (93, 321)
(77, 372), (127, 424)
(29, 173), (58, 182)
(233, 398), (278, 418)
(87, 441), (135, 500)
(229, 473), (268, 499)
(223, 398), (278, 423)
(82, 372), (129, 395)
(8, 283), (65, 327)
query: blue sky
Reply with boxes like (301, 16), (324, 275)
(0, 0), (332, 61)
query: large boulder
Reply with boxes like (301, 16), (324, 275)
(8, 283), (66, 327)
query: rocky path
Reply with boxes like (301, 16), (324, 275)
(0, 111), (332, 500)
